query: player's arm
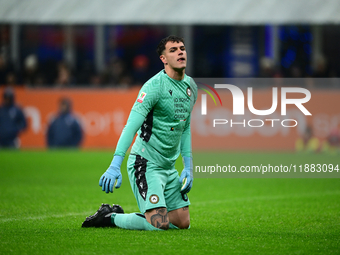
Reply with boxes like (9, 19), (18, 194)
(99, 80), (160, 193)
(179, 115), (193, 194)
(47, 120), (56, 147)
(99, 110), (145, 193)
(16, 108), (27, 132)
(179, 79), (197, 194)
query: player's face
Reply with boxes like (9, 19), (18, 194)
(160, 41), (187, 71)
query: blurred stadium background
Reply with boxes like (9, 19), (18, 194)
(1, 2), (340, 254)
(0, 0), (340, 151)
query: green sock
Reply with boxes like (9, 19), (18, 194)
(169, 223), (179, 229)
(169, 223), (191, 229)
(112, 213), (163, 231)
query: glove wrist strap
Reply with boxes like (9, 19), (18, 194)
(111, 155), (124, 169)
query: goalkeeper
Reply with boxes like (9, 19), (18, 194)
(82, 35), (197, 230)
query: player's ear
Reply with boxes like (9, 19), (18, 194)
(160, 55), (167, 65)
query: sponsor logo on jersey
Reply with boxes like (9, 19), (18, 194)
(149, 194), (159, 204)
(169, 89), (173, 96)
(137, 92), (147, 103)
(186, 87), (191, 97)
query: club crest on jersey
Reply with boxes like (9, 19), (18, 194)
(149, 194), (159, 204)
(137, 92), (147, 103)
(186, 87), (191, 97)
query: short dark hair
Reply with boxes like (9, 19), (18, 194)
(156, 35), (185, 56)
(59, 97), (72, 113)
(3, 88), (14, 105)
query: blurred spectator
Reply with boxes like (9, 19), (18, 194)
(0, 54), (7, 84)
(47, 98), (83, 148)
(77, 61), (95, 85)
(290, 65), (303, 78)
(295, 126), (320, 153)
(118, 75), (133, 88)
(259, 57), (275, 77)
(90, 74), (102, 87)
(23, 54), (44, 86)
(101, 58), (132, 87)
(41, 59), (58, 85)
(313, 55), (330, 78)
(321, 128), (340, 155)
(6, 72), (17, 86)
(0, 88), (27, 148)
(0, 54), (15, 85)
(132, 54), (150, 86)
(55, 62), (73, 87)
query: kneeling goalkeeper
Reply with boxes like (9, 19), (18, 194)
(82, 35), (197, 230)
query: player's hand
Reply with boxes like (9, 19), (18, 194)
(179, 156), (193, 194)
(99, 155), (123, 193)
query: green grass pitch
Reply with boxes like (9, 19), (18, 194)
(0, 150), (339, 254)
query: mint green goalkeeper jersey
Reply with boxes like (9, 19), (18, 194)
(130, 70), (197, 169)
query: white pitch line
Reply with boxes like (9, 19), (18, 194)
(0, 212), (94, 223)
(0, 205), (139, 223)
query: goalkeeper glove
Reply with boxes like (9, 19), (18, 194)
(99, 155), (123, 193)
(179, 156), (193, 194)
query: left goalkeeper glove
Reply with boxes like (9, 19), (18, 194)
(179, 156), (193, 194)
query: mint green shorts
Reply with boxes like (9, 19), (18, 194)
(127, 154), (190, 214)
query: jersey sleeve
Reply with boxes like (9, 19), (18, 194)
(114, 110), (146, 157)
(180, 115), (192, 158)
(190, 78), (198, 108)
(181, 78), (197, 158)
(131, 79), (161, 117)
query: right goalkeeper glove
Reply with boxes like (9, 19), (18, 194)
(99, 155), (123, 193)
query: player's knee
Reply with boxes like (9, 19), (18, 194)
(168, 206), (190, 229)
(177, 219), (190, 229)
(145, 207), (169, 230)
